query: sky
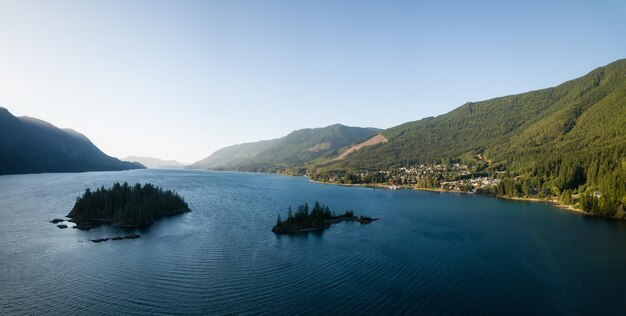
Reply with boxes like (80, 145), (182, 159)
(0, 1), (625, 163)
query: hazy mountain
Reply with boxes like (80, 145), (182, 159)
(0, 107), (144, 175)
(188, 124), (380, 172)
(124, 156), (186, 169)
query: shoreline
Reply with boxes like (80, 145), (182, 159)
(495, 196), (584, 214)
(204, 169), (615, 221)
(309, 178), (598, 217)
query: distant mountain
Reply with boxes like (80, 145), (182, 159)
(124, 156), (186, 169)
(0, 107), (144, 175)
(188, 124), (380, 172)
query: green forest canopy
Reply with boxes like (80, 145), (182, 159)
(67, 182), (190, 227)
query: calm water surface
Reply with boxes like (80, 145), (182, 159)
(1, 169), (626, 315)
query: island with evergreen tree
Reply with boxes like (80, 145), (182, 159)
(272, 201), (377, 235)
(66, 182), (190, 229)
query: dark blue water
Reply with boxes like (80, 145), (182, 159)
(1, 169), (626, 315)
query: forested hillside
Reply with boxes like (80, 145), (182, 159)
(313, 59), (626, 216)
(189, 124), (379, 172)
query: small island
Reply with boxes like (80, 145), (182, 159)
(272, 201), (378, 235)
(66, 182), (190, 229)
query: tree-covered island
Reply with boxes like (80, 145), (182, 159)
(272, 201), (377, 235)
(67, 182), (190, 229)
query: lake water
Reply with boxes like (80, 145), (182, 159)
(1, 169), (626, 315)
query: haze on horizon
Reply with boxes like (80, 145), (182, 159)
(1, 0), (624, 163)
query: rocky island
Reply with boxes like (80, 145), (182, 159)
(272, 201), (378, 235)
(66, 182), (190, 229)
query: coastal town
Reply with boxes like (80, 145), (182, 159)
(311, 163), (503, 193)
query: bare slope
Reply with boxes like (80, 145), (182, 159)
(333, 134), (388, 161)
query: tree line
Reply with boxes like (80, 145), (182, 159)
(67, 182), (190, 226)
(275, 201), (354, 231)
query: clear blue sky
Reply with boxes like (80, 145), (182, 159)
(1, 1), (624, 163)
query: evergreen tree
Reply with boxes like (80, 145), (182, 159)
(67, 182), (190, 227)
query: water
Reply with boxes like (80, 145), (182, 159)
(1, 169), (626, 315)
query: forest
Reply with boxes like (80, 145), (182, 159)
(481, 144), (626, 217)
(272, 201), (372, 234)
(67, 182), (190, 228)
(308, 59), (626, 218)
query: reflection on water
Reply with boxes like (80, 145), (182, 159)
(1, 169), (626, 314)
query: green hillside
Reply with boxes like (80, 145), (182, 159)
(188, 124), (379, 172)
(313, 59), (626, 216)
(318, 59), (625, 170)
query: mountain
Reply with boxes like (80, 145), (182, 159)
(189, 124), (380, 172)
(317, 59), (626, 172)
(124, 156), (186, 169)
(312, 59), (625, 216)
(0, 107), (144, 175)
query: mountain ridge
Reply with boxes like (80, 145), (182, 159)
(0, 107), (144, 175)
(306, 58), (625, 216)
(188, 124), (380, 172)
(188, 58), (625, 215)
(316, 58), (625, 172)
